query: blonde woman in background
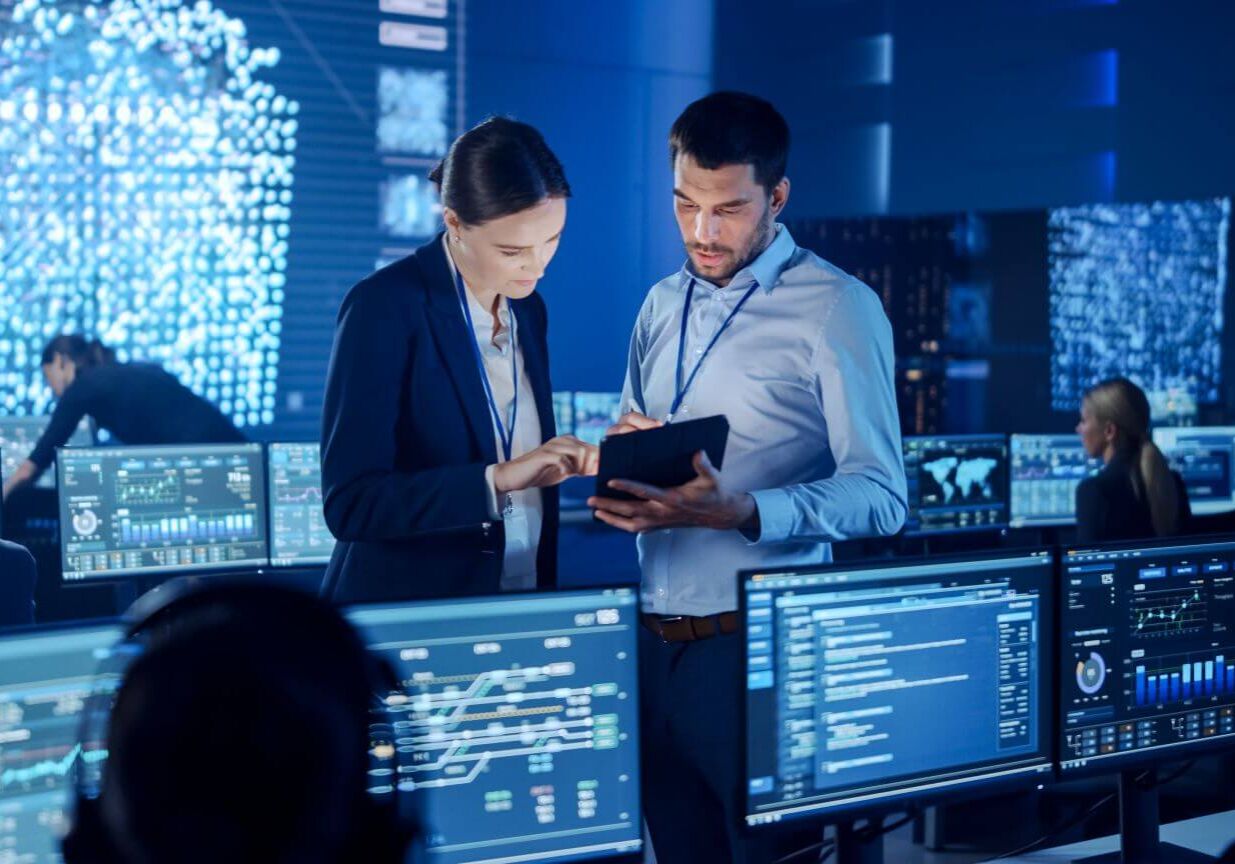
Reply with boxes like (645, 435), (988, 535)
(1075, 377), (1190, 543)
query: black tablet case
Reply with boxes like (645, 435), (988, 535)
(594, 415), (730, 501)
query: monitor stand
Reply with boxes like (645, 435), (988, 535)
(1073, 768), (1215, 864)
(834, 821), (884, 864)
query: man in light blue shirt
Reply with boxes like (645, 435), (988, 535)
(590, 92), (906, 864)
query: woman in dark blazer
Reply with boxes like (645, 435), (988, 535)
(320, 118), (596, 604)
(1075, 377), (1190, 543)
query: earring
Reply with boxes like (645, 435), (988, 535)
(452, 234), (460, 243)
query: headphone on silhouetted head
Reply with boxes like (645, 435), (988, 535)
(61, 577), (418, 864)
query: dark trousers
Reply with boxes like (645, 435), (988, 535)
(639, 626), (822, 864)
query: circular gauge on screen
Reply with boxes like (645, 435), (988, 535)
(72, 509), (99, 536)
(1075, 651), (1107, 695)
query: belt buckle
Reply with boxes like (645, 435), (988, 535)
(655, 615), (685, 642)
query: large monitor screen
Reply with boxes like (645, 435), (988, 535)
(0, 623), (122, 864)
(1009, 434), (1102, 528)
(742, 551), (1053, 825)
(267, 442), (334, 567)
(1059, 539), (1235, 774)
(0, 416), (93, 490)
(1049, 198), (1230, 412)
(57, 443), (269, 581)
(1152, 427), (1235, 516)
(347, 588), (643, 864)
(902, 434), (1009, 535)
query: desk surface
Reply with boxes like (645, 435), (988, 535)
(984, 809), (1235, 862)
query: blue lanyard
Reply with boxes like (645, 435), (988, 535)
(454, 268), (518, 462)
(669, 277), (761, 420)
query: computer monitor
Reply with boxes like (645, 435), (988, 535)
(0, 415), (93, 489)
(347, 588), (643, 864)
(573, 392), (623, 447)
(742, 550), (1054, 826)
(1151, 427), (1235, 515)
(1058, 537), (1235, 776)
(266, 442), (335, 567)
(902, 434), (1010, 535)
(553, 391), (575, 437)
(1009, 434), (1102, 528)
(57, 443), (269, 582)
(0, 622), (122, 863)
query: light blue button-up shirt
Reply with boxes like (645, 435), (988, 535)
(622, 224), (907, 616)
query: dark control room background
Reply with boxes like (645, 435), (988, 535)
(5, 2), (1235, 864)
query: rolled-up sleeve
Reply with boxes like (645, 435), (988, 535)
(750, 282), (907, 543)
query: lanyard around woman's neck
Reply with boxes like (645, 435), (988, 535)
(453, 266), (518, 463)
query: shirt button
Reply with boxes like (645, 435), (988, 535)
(695, 347), (704, 355)
(657, 588), (666, 596)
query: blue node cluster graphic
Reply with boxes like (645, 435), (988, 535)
(0, 0), (298, 428)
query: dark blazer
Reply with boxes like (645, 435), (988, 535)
(1075, 450), (1191, 544)
(320, 234), (559, 604)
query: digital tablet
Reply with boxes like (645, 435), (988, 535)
(594, 415), (729, 501)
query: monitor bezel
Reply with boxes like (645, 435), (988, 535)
(344, 585), (645, 864)
(55, 442), (271, 584)
(264, 440), (333, 569)
(739, 547), (1056, 828)
(901, 432), (1012, 538)
(1056, 533), (1235, 778)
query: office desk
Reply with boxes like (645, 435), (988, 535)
(985, 809), (1234, 862)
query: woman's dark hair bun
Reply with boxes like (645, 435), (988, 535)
(435, 116), (569, 226)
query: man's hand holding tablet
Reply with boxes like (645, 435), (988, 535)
(587, 413), (759, 536)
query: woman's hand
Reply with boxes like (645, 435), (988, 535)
(494, 436), (599, 493)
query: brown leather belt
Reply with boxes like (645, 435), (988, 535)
(641, 612), (739, 643)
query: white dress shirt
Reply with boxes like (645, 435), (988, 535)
(444, 237), (543, 591)
(622, 225), (908, 616)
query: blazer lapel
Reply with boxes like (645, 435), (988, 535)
(511, 298), (555, 442)
(416, 235), (499, 464)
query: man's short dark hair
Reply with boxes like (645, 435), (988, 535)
(668, 91), (789, 193)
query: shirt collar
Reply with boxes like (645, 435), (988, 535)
(678, 223), (796, 295)
(442, 234), (512, 347)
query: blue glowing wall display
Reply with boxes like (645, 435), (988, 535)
(380, 172), (441, 238)
(1049, 199), (1231, 412)
(0, 0), (297, 428)
(377, 66), (449, 158)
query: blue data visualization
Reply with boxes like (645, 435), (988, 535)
(1009, 434), (1102, 528)
(0, 624), (121, 864)
(1152, 427), (1235, 516)
(57, 443), (269, 581)
(267, 442), (334, 567)
(902, 434), (1009, 535)
(347, 589), (643, 864)
(743, 551), (1054, 825)
(1059, 539), (1235, 773)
